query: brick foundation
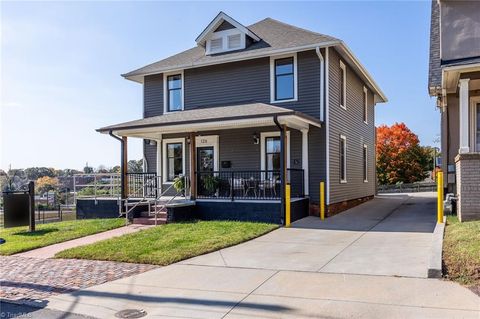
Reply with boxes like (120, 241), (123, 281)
(455, 153), (480, 221)
(309, 195), (374, 218)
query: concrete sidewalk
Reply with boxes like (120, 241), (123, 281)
(44, 193), (479, 318)
(15, 224), (152, 259)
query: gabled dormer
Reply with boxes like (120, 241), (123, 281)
(195, 12), (261, 55)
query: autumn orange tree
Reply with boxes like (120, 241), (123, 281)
(376, 123), (431, 185)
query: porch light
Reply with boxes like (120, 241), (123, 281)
(253, 133), (259, 145)
(145, 139), (156, 146)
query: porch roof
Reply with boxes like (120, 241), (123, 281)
(97, 103), (321, 138)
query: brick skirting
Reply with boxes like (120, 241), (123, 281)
(455, 153), (480, 221)
(309, 195), (374, 218)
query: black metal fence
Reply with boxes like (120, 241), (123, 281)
(126, 173), (160, 198)
(196, 169), (304, 200)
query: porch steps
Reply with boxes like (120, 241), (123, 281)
(132, 217), (167, 225)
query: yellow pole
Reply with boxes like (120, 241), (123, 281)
(437, 171), (444, 223)
(320, 182), (325, 220)
(286, 184), (291, 227)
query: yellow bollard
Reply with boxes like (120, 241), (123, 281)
(320, 182), (325, 220)
(437, 171), (444, 223)
(286, 184), (291, 227)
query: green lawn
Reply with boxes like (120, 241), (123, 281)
(0, 219), (125, 255)
(443, 216), (480, 293)
(55, 221), (278, 265)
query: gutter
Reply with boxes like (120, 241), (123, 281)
(109, 131), (126, 202)
(273, 115), (286, 225)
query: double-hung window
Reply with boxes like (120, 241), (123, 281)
(271, 55), (297, 102)
(166, 142), (183, 182)
(339, 61), (346, 109)
(363, 144), (368, 182)
(265, 137), (281, 171)
(167, 74), (182, 112)
(363, 87), (368, 124)
(340, 135), (347, 183)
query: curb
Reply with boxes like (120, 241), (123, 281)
(427, 216), (446, 278)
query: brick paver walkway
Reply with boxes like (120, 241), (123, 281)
(0, 256), (157, 305)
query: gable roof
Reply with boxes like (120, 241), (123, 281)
(195, 11), (261, 46)
(123, 16), (387, 103)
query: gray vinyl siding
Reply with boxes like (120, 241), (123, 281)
(142, 49), (327, 201)
(144, 74), (163, 117)
(328, 48), (375, 204)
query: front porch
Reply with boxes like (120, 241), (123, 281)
(98, 103), (322, 224)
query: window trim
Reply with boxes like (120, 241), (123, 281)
(270, 53), (298, 103)
(260, 131), (291, 170)
(163, 70), (184, 113)
(363, 86), (368, 124)
(339, 134), (347, 183)
(162, 138), (186, 183)
(339, 60), (347, 110)
(363, 144), (368, 183)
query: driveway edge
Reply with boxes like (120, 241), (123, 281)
(427, 216), (446, 278)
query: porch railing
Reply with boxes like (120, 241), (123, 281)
(196, 169), (304, 200)
(126, 173), (161, 198)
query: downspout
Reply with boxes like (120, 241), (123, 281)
(315, 47), (325, 122)
(109, 131), (126, 203)
(324, 47), (330, 206)
(273, 115), (286, 225)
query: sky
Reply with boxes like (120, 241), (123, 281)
(0, 1), (439, 171)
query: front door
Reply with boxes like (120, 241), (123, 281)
(197, 146), (214, 173)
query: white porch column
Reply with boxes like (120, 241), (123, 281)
(301, 129), (309, 196)
(459, 78), (470, 154)
(156, 137), (162, 178)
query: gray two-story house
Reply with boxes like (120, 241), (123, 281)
(98, 12), (387, 224)
(429, 1), (480, 221)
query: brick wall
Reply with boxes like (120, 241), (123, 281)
(455, 153), (480, 221)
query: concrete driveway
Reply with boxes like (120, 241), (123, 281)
(45, 193), (480, 319)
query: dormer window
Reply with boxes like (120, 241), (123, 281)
(196, 12), (261, 56)
(206, 30), (245, 54)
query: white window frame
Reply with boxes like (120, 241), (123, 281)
(470, 96), (480, 152)
(162, 138), (186, 183)
(260, 131), (291, 170)
(195, 135), (219, 171)
(339, 60), (347, 110)
(363, 86), (368, 124)
(270, 53), (298, 103)
(363, 144), (368, 183)
(340, 134), (347, 183)
(163, 70), (184, 113)
(206, 29), (246, 55)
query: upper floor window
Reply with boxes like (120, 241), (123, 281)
(270, 54), (297, 103)
(340, 61), (346, 109)
(164, 72), (184, 113)
(363, 86), (368, 123)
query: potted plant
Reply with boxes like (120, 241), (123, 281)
(173, 175), (185, 195)
(202, 174), (219, 196)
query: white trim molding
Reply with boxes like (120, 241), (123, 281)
(340, 134), (347, 183)
(301, 129), (309, 196)
(162, 137), (186, 183)
(339, 60), (347, 110)
(163, 70), (184, 113)
(363, 144), (368, 183)
(156, 135), (163, 178)
(260, 131), (291, 170)
(270, 53), (298, 103)
(363, 86), (368, 124)
(206, 29), (246, 55)
(195, 135), (219, 171)
(458, 78), (470, 154)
